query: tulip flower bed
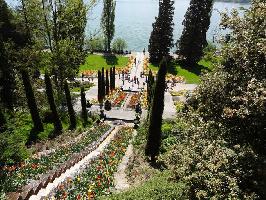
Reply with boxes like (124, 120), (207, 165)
(127, 93), (141, 109)
(53, 127), (133, 200)
(166, 74), (185, 83)
(0, 124), (111, 194)
(112, 91), (127, 107)
(140, 91), (148, 109)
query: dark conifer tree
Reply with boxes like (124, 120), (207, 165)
(112, 66), (116, 90)
(147, 70), (155, 108)
(81, 86), (88, 125)
(64, 80), (76, 130)
(106, 69), (110, 96)
(0, 0), (28, 110)
(148, 0), (174, 64)
(98, 70), (102, 103)
(0, 107), (6, 132)
(109, 67), (113, 92)
(44, 73), (62, 135)
(101, 67), (105, 99)
(21, 69), (44, 140)
(101, 0), (116, 52)
(177, 0), (213, 65)
(145, 58), (168, 162)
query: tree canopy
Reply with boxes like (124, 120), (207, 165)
(148, 0), (174, 64)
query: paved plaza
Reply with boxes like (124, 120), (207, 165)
(73, 52), (198, 121)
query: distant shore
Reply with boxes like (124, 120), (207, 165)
(215, 0), (250, 3)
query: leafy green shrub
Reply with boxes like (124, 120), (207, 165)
(202, 43), (219, 64)
(0, 112), (32, 163)
(0, 128), (29, 163)
(112, 38), (127, 53)
(85, 37), (105, 53)
(160, 136), (177, 154)
(0, 132), (29, 163)
(174, 101), (185, 113)
(37, 123), (54, 141)
(161, 123), (173, 137)
(160, 117), (258, 199)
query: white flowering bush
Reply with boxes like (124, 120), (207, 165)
(192, 0), (265, 155)
(160, 117), (258, 199)
(163, 1), (266, 198)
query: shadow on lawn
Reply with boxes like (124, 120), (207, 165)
(103, 54), (118, 66)
(167, 60), (212, 76)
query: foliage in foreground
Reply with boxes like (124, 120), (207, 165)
(160, 117), (258, 199)
(159, 1), (265, 198)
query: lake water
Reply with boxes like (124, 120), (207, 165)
(86, 0), (249, 51)
(7, 0), (249, 51)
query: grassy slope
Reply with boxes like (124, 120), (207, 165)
(100, 171), (185, 200)
(80, 54), (129, 72)
(149, 59), (214, 84)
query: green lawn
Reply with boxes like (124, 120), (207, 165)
(149, 59), (215, 84)
(70, 83), (94, 93)
(80, 54), (129, 72)
(99, 171), (185, 200)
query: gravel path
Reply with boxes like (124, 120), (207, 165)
(113, 130), (137, 192)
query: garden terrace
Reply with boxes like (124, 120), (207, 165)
(50, 127), (133, 199)
(1, 124), (111, 197)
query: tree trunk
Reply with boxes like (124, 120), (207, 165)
(64, 80), (76, 130)
(21, 69), (44, 140)
(44, 73), (62, 136)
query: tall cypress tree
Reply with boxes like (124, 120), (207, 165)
(81, 86), (88, 126)
(101, 67), (105, 99)
(147, 70), (155, 109)
(109, 67), (113, 92)
(148, 0), (174, 64)
(98, 70), (102, 103)
(101, 0), (116, 52)
(112, 66), (116, 90)
(64, 80), (76, 130)
(177, 0), (213, 65)
(44, 73), (62, 135)
(21, 69), (44, 140)
(106, 69), (110, 96)
(145, 58), (168, 162)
